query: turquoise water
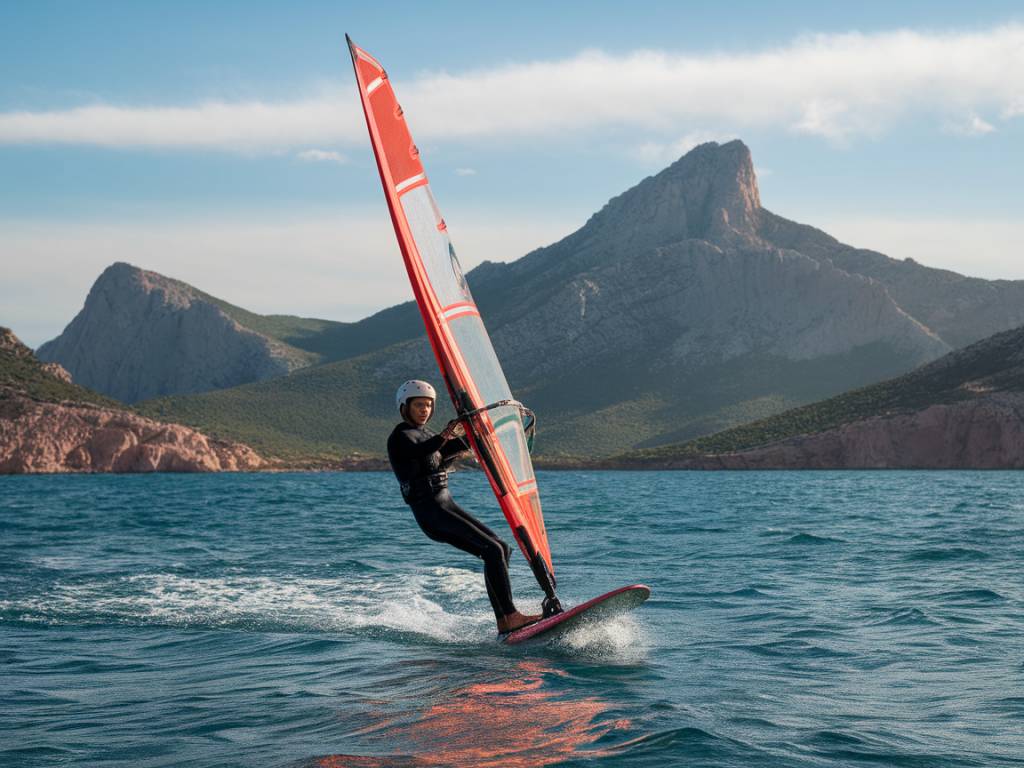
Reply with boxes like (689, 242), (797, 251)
(2, 471), (1023, 767)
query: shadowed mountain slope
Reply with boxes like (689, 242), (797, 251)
(611, 323), (1024, 469)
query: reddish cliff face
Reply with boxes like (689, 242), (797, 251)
(1, 326), (266, 474)
(626, 393), (1024, 470)
(0, 395), (265, 474)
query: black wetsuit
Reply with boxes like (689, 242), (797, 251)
(387, 421), (517, 620)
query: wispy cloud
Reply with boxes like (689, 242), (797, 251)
(942, 113), (996, 137)
(454, 167), (477, 176)
(0, 99), (352, 149)
(2, 24), (1022, 149)
(297, 148), (347, 163)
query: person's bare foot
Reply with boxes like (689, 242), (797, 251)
(496, 611), (542, 633)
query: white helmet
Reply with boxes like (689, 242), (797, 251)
(396, 380), (437, 412)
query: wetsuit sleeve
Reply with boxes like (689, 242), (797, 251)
(440, 435), (470, 459)
(439, 437), (472, 469)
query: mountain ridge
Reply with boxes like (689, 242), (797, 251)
(40, 140), (1024, 460)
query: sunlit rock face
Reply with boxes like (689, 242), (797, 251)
(333, 140), (1014, 455)
(1, 327), (265, 474)
(0, 395), (266, 474)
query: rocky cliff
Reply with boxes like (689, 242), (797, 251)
(0, 396), (266, 473)
(617, 394), (1024, 469)
(37, 263), (313, 403)
(1, 327), (265, 473)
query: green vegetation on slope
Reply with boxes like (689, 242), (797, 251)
(186, 278), (428, 365)
(0, 328), (121, 408)
(178, 282), (335, 361)
(137, 332), (914, 462)
(621, 325), (1024, 462)
(136, 340), (458, 462)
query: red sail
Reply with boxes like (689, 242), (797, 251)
(347, 37), (555, 582)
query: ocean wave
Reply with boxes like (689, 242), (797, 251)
(906, 548), (991, 562)
(922, 588), (1006, 605)
(0, 569), (498, 643)
(783, 533), (845, 545)
(867, 607), (941, 627)
(738, 639), (854, 659)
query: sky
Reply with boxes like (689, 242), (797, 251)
(2, 1), (1023, 348)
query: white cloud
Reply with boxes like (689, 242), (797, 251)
(297, 148), (347, 163)
(811, 214), (1024, 280)
(1, 24), (1023, 150)
(0, 208), (578, 349)
(942, 113), (996, 136)
(454, 167), (477, 176)
(0, 99), (355, 149)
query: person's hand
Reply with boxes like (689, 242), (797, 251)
(441, 419), (465, 440)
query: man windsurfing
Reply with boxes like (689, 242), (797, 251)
(387, 379), (542, 634)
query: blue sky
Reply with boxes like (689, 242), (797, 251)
(3, 1), (1023, 347)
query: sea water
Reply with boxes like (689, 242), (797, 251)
(1, 470), (1022, 767)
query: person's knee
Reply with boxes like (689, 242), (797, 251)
(482, 539), (508, 567)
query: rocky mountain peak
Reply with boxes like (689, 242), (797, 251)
(92, 262), (196, 309)
(574, 139), (762, 256)
(661, 139), (761, 234)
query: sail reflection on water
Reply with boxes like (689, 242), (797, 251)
(312, 661), (631, 768)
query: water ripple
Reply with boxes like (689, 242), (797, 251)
(2, 471), (1023, 767)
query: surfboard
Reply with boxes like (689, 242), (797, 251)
(500, 585), (650, 644)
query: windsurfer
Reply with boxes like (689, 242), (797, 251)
(387, 380), (542, 633)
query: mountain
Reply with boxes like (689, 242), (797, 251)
(1, 327), (265, 473)
(609, 324), (1024, 469)
(49, 140), (1024, 460)
(124, 140), (1024, 460)
(36, 263), (331, 403)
